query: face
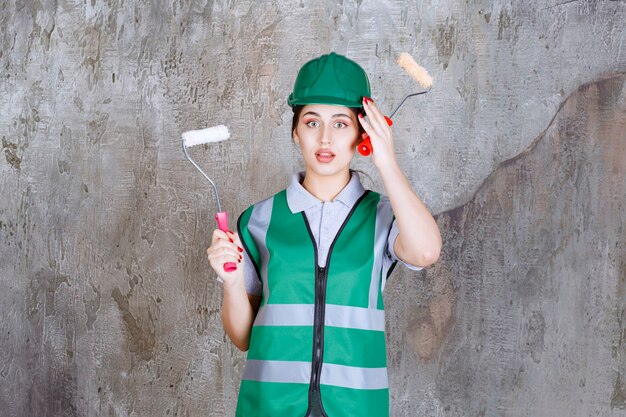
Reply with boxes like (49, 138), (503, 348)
(292, 104), (360, 180)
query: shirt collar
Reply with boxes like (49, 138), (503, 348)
(286, 171), (366, 213)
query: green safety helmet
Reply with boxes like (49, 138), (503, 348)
(288, 52), (371, 108)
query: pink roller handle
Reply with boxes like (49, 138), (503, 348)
(215, 211), (238, 272)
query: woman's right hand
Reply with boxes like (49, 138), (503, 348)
(206, 229), (244, 285)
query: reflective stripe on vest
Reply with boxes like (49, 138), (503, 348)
(236, 189), (394, 417)
(254, 303), (386, 331)
(243, 360), (389, 390)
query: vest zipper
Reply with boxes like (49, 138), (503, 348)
(308, 265), (328, 416)
(312, 266), (327, 388)
(302, 191), (370, 417)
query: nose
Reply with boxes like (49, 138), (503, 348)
(320, 125), (331, 145)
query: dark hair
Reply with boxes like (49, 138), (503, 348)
(291, 105), (365, 138)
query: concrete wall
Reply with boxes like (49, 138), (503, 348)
(0, 1), (624, 416)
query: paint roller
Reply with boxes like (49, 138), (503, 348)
(358, 53), (433, 156)
(182, 125), (237, 272)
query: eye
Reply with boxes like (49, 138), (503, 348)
(305, 120), (320, 128)
(334, 121), (348, 128)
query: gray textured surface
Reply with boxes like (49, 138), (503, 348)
(0, 1), (625, 416)
(385, 73), (626, 416)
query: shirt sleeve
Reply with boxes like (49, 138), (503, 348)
(243, 250), (263, 296)
(386, 218), (423, 272)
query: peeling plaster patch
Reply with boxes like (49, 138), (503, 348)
(27, 267), (70, 321)
(73, 97), (83, 112)
(409, 318), (437, 360)
(497, 8), (520, 42)
(140, 219), (157, 247)
(195, 305), (220, 336)
(111, 287), (155, 361)
(87, 113), (109, 144)
(482, 11), (491, 24)
(84, 282), (101, 331)
(2, 137), (21, 170)
(429, 294), (453, 334)
(57, 159), (70, 174)
(433, 19), (456, 70)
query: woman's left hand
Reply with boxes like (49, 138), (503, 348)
(358, 97), (442, 268)
(358, 97), (398, 169)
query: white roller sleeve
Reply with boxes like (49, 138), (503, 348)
(182, 125), (230, 147)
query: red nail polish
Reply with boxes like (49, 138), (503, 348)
(358, 113), (364, 118)
(364, 96), (373, 103)
(227, 229), (234, 234)
(238, 246), (243, 252)
(229, 238), (233, 243)
(384, 116), (393, 126)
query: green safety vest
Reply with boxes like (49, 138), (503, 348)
(235, 189), (396, 417)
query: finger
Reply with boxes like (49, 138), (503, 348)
(362, 100), (390, 134)
(208, 246), (243, 264)
(223, 231), (244, 254)
(208, 238), (243, 257)
(362, 97), (392, 130)
(361, 112), (386, 141)
(358, 112), (394, 156)
(230, 231), (241, 245)
(211, 228), (231, 244)
(230, 233), (245, 255)
(362, 98), (384, 122)
(210, 252), (242, 265)
(358, 113), (377, 138)
(212, 229), (237, 252)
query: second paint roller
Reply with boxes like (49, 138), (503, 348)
(358, 53), (433, 156)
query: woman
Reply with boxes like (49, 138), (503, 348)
(207, 52), (441, 417)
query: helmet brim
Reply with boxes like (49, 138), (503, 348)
(288, 95), (364, 108)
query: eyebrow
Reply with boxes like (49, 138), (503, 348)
(302, 111), (352, 119)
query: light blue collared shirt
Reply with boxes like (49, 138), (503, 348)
(243, 171), (421, 296)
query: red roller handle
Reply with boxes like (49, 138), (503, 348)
(357, 116), (393, 156)
(358, 133), (372, 156)
(215, 211), (237, 272)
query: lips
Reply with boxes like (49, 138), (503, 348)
(315, 149), (335, 163)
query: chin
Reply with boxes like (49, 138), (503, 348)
(312, 166), (349, 178)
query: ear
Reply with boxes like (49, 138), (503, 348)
(293, 130), (300, 145)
